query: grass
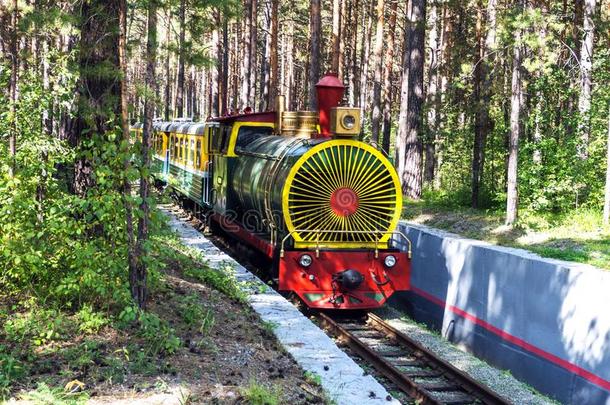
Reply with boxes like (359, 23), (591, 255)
(19, 382), (89, 405)
(403, 200), (610, 270)
(240, 379), (282, 405)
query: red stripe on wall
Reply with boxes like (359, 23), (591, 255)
(412, 286), (610, 392)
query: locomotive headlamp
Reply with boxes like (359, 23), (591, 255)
(299, 254), (313, 267)
(384, 255), (397, 268)
(330, 107), (361, 137)
(341, 114), (356, 130)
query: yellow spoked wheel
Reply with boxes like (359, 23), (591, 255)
(282, 139), (402, 248)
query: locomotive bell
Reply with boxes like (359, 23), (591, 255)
(335, 269), (364, 290)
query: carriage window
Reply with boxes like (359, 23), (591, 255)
(174, 136), (178, 160)
(235, 126), (274, 152)
(180, 137), (185, 163)
(174, 136), (178, 161)
(189, 138), (195, 167)
(196, 139), (201, 168)
(183, 137), (188, 165)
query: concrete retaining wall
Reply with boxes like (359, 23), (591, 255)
(391, 222), (610, 405)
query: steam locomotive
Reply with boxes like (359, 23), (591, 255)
(136, 74), (411, 309)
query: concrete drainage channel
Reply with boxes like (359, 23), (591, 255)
(391, 222), (610, 405)
(163, 205), (557, 404)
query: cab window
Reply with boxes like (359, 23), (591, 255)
(220, 125), (232, 154)
(235, 126), (274, 152)
(209, 126), (221, 154)
(211, 124), (231, 154)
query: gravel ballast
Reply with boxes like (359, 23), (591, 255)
(375, 306), (558, 405)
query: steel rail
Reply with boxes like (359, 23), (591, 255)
(367, 313), (511, 405)
(318, 313), (442, 405)
(318, 312), (511, 405)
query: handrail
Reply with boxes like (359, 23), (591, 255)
(279, 229), (412, 260)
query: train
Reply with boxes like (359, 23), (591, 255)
(134, 74), (411, 310)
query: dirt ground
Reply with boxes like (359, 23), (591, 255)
(2, 263), (328, 404)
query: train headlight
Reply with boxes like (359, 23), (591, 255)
(299, 254), (313, 267)
(341, 114), (356, 130)
(384, 255), (397, 268)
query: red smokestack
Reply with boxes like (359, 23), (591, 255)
(315, 73), (345, 137)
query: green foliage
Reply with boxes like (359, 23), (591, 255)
(3, 308), (72, 346)
(304, 371), (322, 386)
(421, 3), (610, 217)
(260, 320), (279, 336)
(0, 346), (25, 400)
(138, 312), (182, 356)
(19, 382), (89, 405)
(154, 234), (247, 302)
(241, 380), (282, 405)
(405, 203), (610, 269)
(76, 305), (109, 334)
(0, 63), (144, 311)
(177, 294), (215, 335)
(180, 294), (216, 336)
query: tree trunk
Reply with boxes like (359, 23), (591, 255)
(9, 0), (18, 177)
(423, 0), (439, 183)
(249, 0), (258, 107)
(221, 11), (229, 115)
(370, 0), (384, 145)
(211, 17), (220, 117)
(338, 0), (346, 80)
(176, 0), (186, 117)
(232, 21), (240, 111)
(240, 0), (252, 109)
(604, 104), (610, 225)
(470, 0), (496, 207)
(118, 0), (138, 306)
(71, 0), (122, 196)
(132, 0), (158, 309)
(347, 0), (359, 106)
(433, 1), (450, 190)
(308, 0), (321, 110)
(259, 0), (270, 111)
(577, 0), (596, 159)
(359, 0), (374, 110)
(397, 0), (425, 199)
(164, 9), (171, 120)
(506, 13), (523, 226)
(331, 0), (341, 74)
(287, 19), (295, 109)
(269, 0), (279, 108)
(381, 0), (398, 154)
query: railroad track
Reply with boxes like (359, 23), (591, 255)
(317, 313), (511, 405)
